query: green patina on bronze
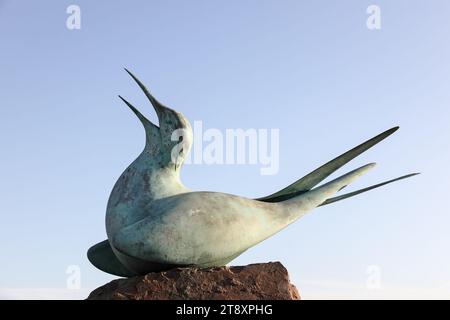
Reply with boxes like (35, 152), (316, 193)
(87, 69), (418, 277)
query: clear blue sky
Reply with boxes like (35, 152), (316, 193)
(1, 0), (449, 299)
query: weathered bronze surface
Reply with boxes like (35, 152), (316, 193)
(88, 69), (418, 277)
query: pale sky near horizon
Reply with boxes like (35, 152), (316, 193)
(1, 1), (450, 299)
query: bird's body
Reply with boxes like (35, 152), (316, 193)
(110, 166), (373, 269)
(88, 69), (417, 277)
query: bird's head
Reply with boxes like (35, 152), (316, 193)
(119, 69), (193, 170)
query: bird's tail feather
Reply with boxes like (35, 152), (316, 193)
(257, 127), (399, 202)
(318, 172), (419, 207)
(282, 163), (376, 218)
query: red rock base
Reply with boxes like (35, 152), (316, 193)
(87, 262), (300, 300)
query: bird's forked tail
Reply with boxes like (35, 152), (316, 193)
(280, 163), (376, 223)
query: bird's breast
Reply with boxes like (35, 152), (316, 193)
(105, 160), (188, 239)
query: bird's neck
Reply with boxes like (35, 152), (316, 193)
(134, 151), (188, 198)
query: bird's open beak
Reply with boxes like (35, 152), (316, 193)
(124, 68), (176, 123)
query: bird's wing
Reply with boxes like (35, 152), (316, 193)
(256, 127), (400, 203)
(318, 173), (419, 207)
(87, 240), (136, 277)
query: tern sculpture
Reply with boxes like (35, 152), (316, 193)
(88, 69), (418, 277)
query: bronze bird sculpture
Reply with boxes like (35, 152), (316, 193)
(88, 69), (418, 277)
